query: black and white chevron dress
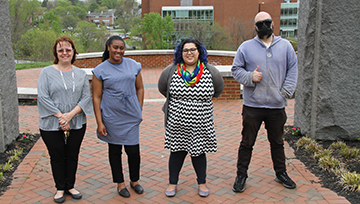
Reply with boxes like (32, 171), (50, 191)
(165, 67), (217, 157)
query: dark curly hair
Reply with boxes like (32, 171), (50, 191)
(173, 38), (208, 65)
(102, 36), (126, 62)
(52, 36), (78, 64)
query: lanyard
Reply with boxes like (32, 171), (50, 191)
(59, 65), (75, 98)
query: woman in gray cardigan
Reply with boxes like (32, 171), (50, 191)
(158, 38), (224, 197)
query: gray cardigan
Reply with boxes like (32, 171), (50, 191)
(158, 63), (224, 126)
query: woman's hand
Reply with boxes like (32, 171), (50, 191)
(61, 122), (70, 131)
(58, 113), (73, 125)
(97, 123), (107, 136)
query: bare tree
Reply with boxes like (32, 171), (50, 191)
(227, 17), (255, 50)
(184, 20), (230, 50)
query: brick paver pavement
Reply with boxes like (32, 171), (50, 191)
(0, 67), (350, 203)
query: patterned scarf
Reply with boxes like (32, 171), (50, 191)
(177, 60), (204, 86)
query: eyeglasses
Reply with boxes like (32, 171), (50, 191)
(255, 19), (272, 29)
(57, 48), (73, 54)
(183, 47), (197, 54)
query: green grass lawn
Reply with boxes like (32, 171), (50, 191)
(15, 61), (53, 70)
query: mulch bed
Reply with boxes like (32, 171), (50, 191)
(283, 126), (360, 204)
(0, 133), (40, 196)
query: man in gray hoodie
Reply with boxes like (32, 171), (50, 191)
(231, 11), (298, 193)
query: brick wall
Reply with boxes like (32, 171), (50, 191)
(75, 51), (241, 100)
(74, 54), (235, 69)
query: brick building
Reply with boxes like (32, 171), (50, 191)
(85, 10), (115, 25)
(142, 0), (298, 37)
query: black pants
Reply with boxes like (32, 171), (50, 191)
(169, 151), (207, 185)
(236, 105), (287, 176)
(108, 143), (140, 183)
(40, 124), (86, 190)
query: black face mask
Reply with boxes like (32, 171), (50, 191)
(255, 19), (273, 39)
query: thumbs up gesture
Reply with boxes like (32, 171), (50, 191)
(252, 66), (262, 82)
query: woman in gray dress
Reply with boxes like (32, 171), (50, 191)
(92, 36), (144, 198)
(37, 36), (93, 203)
(158, 38), (224, 197)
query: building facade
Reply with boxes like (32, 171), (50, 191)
(85, 10), (115, 25)
(280, 0), (299, 38)
(142, 0), (299, 38)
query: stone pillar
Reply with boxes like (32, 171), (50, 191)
(294, 0), (360, 140)
(0, 0), (19, 152)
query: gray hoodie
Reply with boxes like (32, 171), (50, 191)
(231, 35), (298, 109)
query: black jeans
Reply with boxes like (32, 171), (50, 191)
(169, 151), (207, 185)
(236, 105), (287, 176)
(108, 143), (140, 183)
(40, 124), (86, 190)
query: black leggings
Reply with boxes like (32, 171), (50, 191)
(108, 143), (140, 183)
(169, 151), (207, 185)
(40, 124), (86, 190)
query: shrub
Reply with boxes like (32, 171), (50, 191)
(340, 147), (359, 159)
(297, 137), (313, 148)
(340, 171), (360, 192)
(314, 149), (332, 161)
(329, 141), (347, 150)
(305, 142), (323, 154)
(319, 155), (342, 170)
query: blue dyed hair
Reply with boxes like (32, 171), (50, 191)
(173, 38), (208, 65)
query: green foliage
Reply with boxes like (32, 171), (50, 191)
(305, 142), (323, 154)
(62, 15), (81, 31)
(89, 2), (99, 12)
(8, 0), (42, 50)
(57, 0), (72, 7)
(287, 38), (298, 52)
(101, 0), (118, 9)
(330, 141), (347, 150)
(314, 149), (332, 161)
(0, 172), (3, 181)
(340, 171), (360, 192)
(16, 29), (58, 62)
(116, 14), (141, 37)
(296, 137), (313, 148)
(319, 155), (342, 170)
(340, 147), (359, 159)
(75, 21), (110, 52)
(1, 162), (13, 172)
(39, 11), (62, 34)
(139, 12), (175, 49)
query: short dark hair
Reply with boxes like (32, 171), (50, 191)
(102, 36), (125, 62)
(52, 36), (78, 64)
(173, 38), (208, 65)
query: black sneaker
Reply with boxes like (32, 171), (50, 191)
(232, 175), (247, 193)
(275, 172), (296, 189)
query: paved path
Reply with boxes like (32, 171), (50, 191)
(0, 68), (350, 203)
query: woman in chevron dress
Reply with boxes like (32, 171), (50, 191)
(158, 38), (224, 197)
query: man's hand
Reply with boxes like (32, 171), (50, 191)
(252, 66), (262, 82)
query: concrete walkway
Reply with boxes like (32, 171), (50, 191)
(0, 67), (350, 204)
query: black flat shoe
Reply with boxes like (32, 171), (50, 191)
(130, 182), (144, 194)
(118, 187), (130, 198)
(65, 189), (82, 199)
(54, 191), (65, 203)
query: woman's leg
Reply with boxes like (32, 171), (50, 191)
(124, 144), (140, 182)
(108, 143), (124, 183)
(40, 129), (67, 190)
(168, 151), (187, 185)
(191, 153), (207, 185)
(64, 124), (86, 190)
